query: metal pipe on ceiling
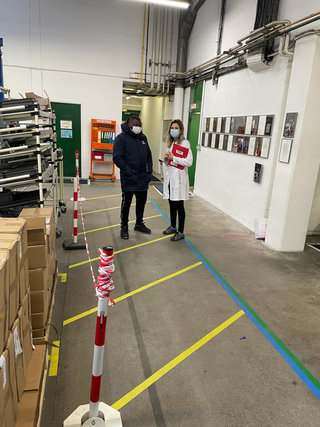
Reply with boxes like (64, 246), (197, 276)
(150, 6), (158, 91)
(157, 7), (164, 91)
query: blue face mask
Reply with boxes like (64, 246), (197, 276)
(170, 129), (180, 139)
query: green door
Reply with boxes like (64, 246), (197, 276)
(187, 82), (203, 187)
(51, 102), (81, 177)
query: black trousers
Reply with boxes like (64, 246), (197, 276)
(169, 200), (185, 233)
(121, 191), (148, 227)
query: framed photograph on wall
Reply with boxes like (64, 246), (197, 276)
(221, 117), (226, 133)
(206, 118), (210, 132)
(227, 135), (233, 151)
(204, 133), (209, 147)
(234, 116), (246, 134)
(243, 137), (250, 154)
(261, 138), (271, 158)
(230, 117), (235, 134)
(217, 117), (222, 133)
(213, 117), (218, 132)
(283, 112), (298, 138)
(255, 137), (263, 157)
(258, 116), (266, 135)
(233, 136), (244, 153)
(208, 133), (213, 148)
(209, 118), (214, 132)
(219, 134), (224, 149)
(245, 117), (252, 135)
(214, 134), (220, 149)
(279, 138), (293, 163)
(251, 116), (259, 135)
(201, 133), (206, 146)
(225, 117), (231, 133)
(248, 137), (256, 155)
(265, 116), (274, 136)
(223, 134), (229, 150)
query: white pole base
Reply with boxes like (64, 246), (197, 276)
(63, 402), (123, 427)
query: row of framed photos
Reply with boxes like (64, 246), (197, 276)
(201, 133), (271, 158)
(203, 115), (274, 137)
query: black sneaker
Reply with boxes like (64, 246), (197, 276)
(163, 226), (177, 235)
(171, 232), (185, 241)
(121, 226), (129, 239)
(134, 222), (151, 234)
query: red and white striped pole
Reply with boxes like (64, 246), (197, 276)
(89, 246), (115, 419)
(75, 150), (80, 180)
(73, 177), (78, 244)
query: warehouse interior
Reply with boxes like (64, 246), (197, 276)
(0, 0), (320, 426)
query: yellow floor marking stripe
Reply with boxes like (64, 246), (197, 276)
(69, 235), (171, 269)
(63, 261), (202, 326)
(63, 307), (98, 326)
(58, 273), (67, 283)
(112, 310), (245, 410)
(83, 201), (150, 215)
(78, 214), (161, 235)
(85, 194), (122, 200)
(49, 341), (60, 377)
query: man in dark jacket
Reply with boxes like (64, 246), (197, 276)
(113, 116), (153, 240)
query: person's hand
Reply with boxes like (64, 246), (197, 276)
(166, 152), (174, 161)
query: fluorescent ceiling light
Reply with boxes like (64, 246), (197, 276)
(132, 0), (190, 9)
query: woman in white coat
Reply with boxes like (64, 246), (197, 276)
(162, 119), (193, 241)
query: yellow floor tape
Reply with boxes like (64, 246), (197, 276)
(84, 201), (150, 215)
(49, 341), (60, 377)
(85, 194), (122, 201)
(112, 310), (245, 410)
(64, 261), (202, 326)
(58, 273), (67, 283)
(78, 214), (161, 235)
(69, 235), (171, 269)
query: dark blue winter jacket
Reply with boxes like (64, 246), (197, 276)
(113, 121), (153, 192)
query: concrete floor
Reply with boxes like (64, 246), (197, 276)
(41, 180), (320, 427)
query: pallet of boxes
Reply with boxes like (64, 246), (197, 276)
(0, 207), (57, 426)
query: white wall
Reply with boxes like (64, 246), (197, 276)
(1, 0), (178, 178)
(186, 0), (320, 232)
(140, 97), (163, 174)
(308, 167), (320, 235)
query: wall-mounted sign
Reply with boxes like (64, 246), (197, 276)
(61, 129), (73, 139)
(254, 163), (262, 183)
(60, 120), (72, 129)
(190, 103), (197, 110)
(279, 138), (293, 163)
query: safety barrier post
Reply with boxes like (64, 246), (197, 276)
(64, 246), (122, 427)
(62, 151), (86, 250)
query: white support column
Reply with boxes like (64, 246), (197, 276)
(173, 86), (184, 120)
(266, 35), (320, 252)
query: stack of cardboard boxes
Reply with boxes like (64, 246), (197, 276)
(0, 218), (33, 426)
(19, 208), (56, 339)
(0, 208), (57, 426)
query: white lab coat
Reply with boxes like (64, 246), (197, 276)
(163, 139), (193, 201)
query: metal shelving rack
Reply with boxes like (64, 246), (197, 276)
(0, 98), (61, 232)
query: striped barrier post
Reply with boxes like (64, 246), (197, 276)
(64, 245), (122, 426)
(89, 246), (114, 419)
(73, 177), (78, 244)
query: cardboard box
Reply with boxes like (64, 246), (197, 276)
(28, 245), (47, 270)
(19, 253), (29, 305)
(0, 235), (18, 285)
(0, 347), (17, 427)
(20, 217), (46, 247)
(5, 333), (18, 414)
(31, 307), (49, 331)
(25, 92), (51, 110)
(16, 344), (46, 427)
(20, 292), (32, 373)
(19, 208), (55, 254)
(30, 290), (48, 315)
(29, 268), (48, 292)
(1, 248), (19, 330)
(24, 344), (46, 392)
(12, 317), (26, 401)
(0, 218), (28, 260)
(15, 391), (38, 427)
(0, 253), (9, 355)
